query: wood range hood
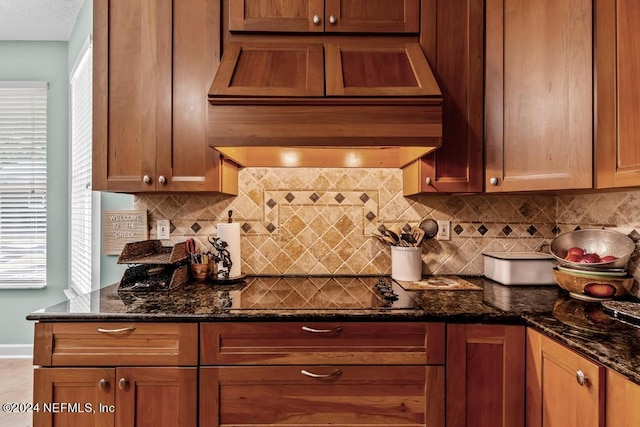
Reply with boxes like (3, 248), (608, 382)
(207, 39), (443, 168)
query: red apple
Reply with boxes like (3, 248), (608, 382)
(566, 247), (585, 258)
(601, 255), (617, 262)
(565, 254), (582, 262)
(579, 253), (601, 263)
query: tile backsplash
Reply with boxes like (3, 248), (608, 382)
(134, 168), (640, 285)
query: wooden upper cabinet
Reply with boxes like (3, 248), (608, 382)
(229, 0), (419, 33)
(210, 42), (325, 97)
(526, 329), (605, 427)
(484, 0), (593, 192)
(93, 0), (238, 194)
(595, 0), (640, 188)
(404, 0), (484, 195)
(229, 0), (325, 32)
(93, 0), (171, 192)
(324, 0), (420, 33)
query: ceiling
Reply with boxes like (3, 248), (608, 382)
(0, 0), (84, 41)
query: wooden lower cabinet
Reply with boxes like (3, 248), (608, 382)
(446, 324), (525, 427)
(606, 369), (640, 426)
(200, 365), (444, 427)
(526, 329), (605, 427)
(33, 367), (197, 427)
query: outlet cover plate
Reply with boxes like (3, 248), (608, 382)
(436, 220), (451, 241)
(157, 220), (170, 239)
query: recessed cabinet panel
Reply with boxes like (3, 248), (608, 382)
(210, 42), (325, 97)
(326, 43), (441, 96)
(325, 0), (420, 33)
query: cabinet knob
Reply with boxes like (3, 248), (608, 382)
(143, 175), (152, 185)
(489, 176), (499, 186)
(118, 378), (129, 390)
(329, 15), (337, 25)
(99, 379), (109, 391)
(576, 370), (587, 386)
(158, 175), (167, 185)
(425, 177), (432, 186)
(313, 14), (321, 25)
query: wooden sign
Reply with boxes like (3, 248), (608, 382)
(103, 210), (148, 255)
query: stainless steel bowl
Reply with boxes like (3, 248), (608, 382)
(550, 229), (635, 270)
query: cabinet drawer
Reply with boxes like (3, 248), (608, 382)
(33, 322), (197, 366)
(200, 322), (445, 365)
(200, 365), (444, 427)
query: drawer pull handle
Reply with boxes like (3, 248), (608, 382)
(301, 369), (342, 379)
(118, 378), (129, 390)
(576, 370), (587, 386)
(96, 326), (136, 334)
(301, 325), (343, 334)
(98, 379), (109, 390)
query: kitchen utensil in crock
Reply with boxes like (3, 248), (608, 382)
(411, 226), (426, 246)
(378, 224), (399, 243)
(418, 219), (439, 240)
(400, 224), (417, 245)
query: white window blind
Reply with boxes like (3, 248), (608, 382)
(70, 40), (93, 296)
(0, 82), (47, 288)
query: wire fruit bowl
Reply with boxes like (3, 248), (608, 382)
(550, 229), (635, 270)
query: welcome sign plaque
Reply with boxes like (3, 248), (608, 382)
(103, 210), (148, 255)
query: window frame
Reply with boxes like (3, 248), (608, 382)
(68, 36), (97, 296)
(0, 80), (48, 289)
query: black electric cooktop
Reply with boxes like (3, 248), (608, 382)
(221, 276), (417, 310)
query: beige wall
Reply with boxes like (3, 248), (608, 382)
(135, 168), (640, 289)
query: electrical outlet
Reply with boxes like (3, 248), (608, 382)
(436, 220), (451, 241)
(157, 219), (170, 240)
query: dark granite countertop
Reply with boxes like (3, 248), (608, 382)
(26, 276), (640, 386)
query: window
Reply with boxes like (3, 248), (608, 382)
(0, 81), (47, 288)
(70, 38), (93, 296)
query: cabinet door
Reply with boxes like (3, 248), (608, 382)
(116, 367), (197, 427)
(325, 0), (419, 33)
(200, 365), (444, 427)
(485, 0), (593, 192)
(446, 324), (524, 427)
(93, 0), (172, 192)
(165, 0), (229, 191)
(33, 368), (115, 427)
(595, 0), (640, 188)
(526, 329), (604, 427)
(606, 369), (640, 426)
(404, 0), (484, 195)
(229, 0), (324, 32)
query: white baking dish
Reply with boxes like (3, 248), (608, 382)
(483, 252), (557, 285)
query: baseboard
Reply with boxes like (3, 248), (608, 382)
(0, 344), (33, 359)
